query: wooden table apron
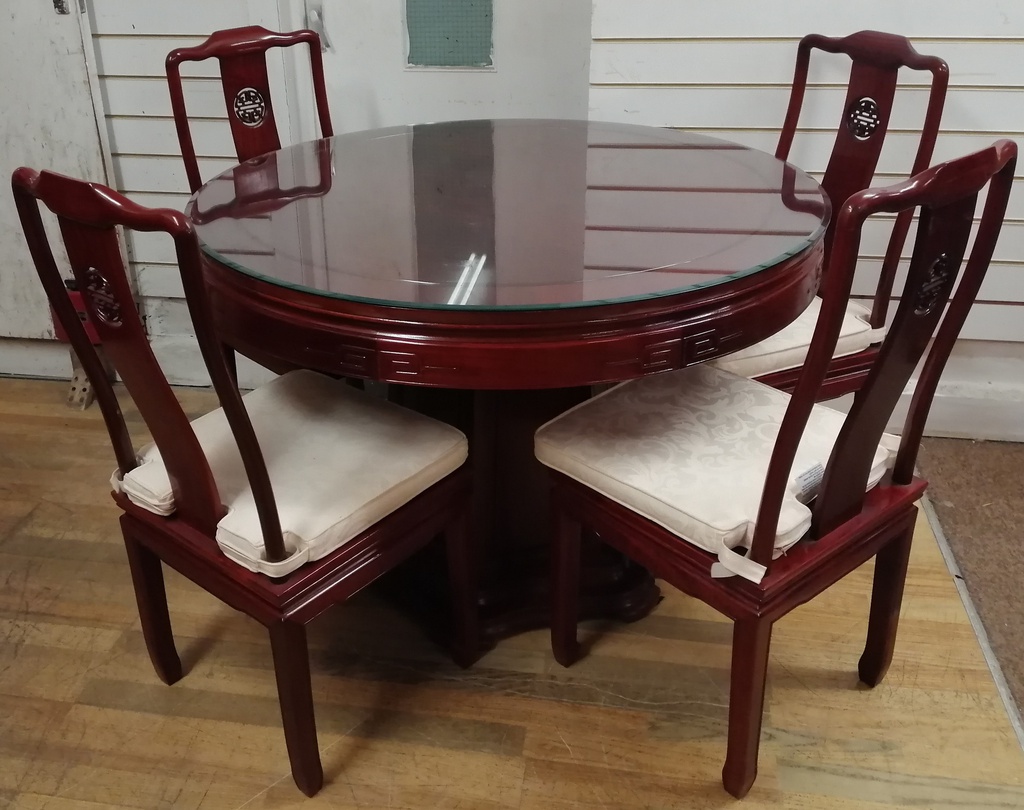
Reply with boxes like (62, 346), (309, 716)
(203, 241), (820, 389)
(201, 240), (823, 641)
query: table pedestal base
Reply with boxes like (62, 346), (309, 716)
(385, 386), (662, 658)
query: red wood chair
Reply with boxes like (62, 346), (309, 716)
(166, 25), (333, 193)
(714, 30), (949, 399)
(11, 168), (478, 796)
(538, 140), (1016, 798)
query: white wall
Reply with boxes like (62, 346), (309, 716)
(590, 0), (1024, 439)
(83, 0), (592, 387)
(20, 0), (1024, 439)
(279, 0), (592, 138)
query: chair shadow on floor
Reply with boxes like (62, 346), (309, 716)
(306, 591), (466, 779)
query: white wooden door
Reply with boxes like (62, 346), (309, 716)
(0, 2), (110, 339)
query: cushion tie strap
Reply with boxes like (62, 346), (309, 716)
(711, 544), (783, 584)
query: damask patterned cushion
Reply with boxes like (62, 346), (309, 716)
(712, 298), (885, 378)
(114, 370), (468, 577)
(535, 365), (891, 583)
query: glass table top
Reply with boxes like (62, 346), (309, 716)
(189, 119), (829, 311)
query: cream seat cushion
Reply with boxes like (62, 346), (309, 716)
(535, 365), (892, 584)
(712, 298), (885, 378)
(114, 369), (468, 577)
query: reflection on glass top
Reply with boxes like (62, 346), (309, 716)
(189, 119), (829, 310)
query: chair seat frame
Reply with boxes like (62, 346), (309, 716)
(120, 467), (476, 795)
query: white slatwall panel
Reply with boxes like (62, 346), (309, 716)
(592, 2), (1021, 39)
(589, 1), (1024, 345)
(592, 87), (1018, 131)
(591, 40), (1024, 86)
(87, 0), (282, 385)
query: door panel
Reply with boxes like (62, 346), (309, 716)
(0, 4), (109, 338)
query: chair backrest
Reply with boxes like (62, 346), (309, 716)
(748, 139), (1017, 570)
(10, 168), (289, 562)
(776, 30), (949, 327)
(166, 25), (334, 193)
(190, 138), (334, 225)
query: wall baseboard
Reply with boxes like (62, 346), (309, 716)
(0, 337), (274, 390)
(898, 340), (1024, 443)
(913, 392), (1024, 442)
(3, 337), (1023, 441)
(0, 338), (71, 379)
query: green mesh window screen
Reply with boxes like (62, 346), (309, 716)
(406, 0), (493, 67)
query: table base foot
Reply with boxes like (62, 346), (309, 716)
(378, 540), (662, 666)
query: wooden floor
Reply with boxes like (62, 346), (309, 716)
(1, 377), (1022, 809)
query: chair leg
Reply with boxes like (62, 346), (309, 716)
(550, 505), (583, 667)
(445, 509), (481, 668)
(268, 621), (324, 797)
(722, 618), (773, 799)
(859, 518), (914, 687)
(122, 531), (182, 685)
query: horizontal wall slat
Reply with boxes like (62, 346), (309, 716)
(585, 146), (812, 190)
(843, 296), (1024, 342)
(100, 76), (228, 118)
(592, 2), (1024, 39)
(107, 116), (235, 159)
(593, 41), (848, 86)
(142, 298), (195, 337)
(582, 229), (814, 272)
(589, 86), (1023, 131)
(579, 221), (1022, 276)
(961, 303), (1024, 341)
(120, 192), (191, 212)
(93, 35), (214, 78)
(591, 40), (1022, 86)
(114, 155), (236, 195)
(856, 218), (1024, 264)
(583, 145), (1023, 221)
(125, 231), (176, 265)
(127, 228), (273, 266)
(135, 264), (185, 299)
(89, 0), (279, 36)
(584, 189), (821, 234)
(676, 131), (1018, 183)
(851, 258), (1022, 304)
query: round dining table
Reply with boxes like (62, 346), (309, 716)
(189, 118), (829, 641)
